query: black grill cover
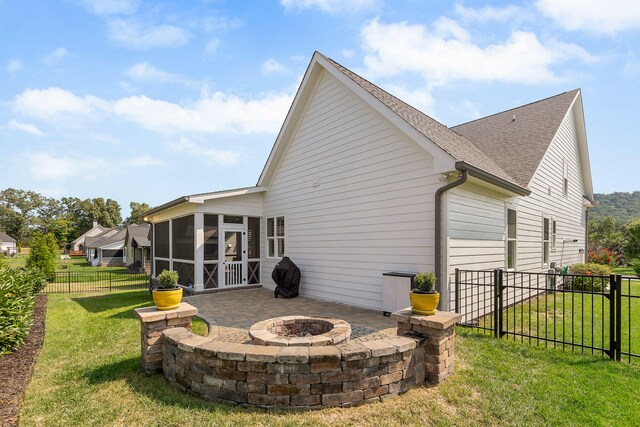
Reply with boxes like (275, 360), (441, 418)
(272, 256), (301, 298)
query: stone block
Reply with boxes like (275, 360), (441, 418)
(267, 363), (310, 374)
(246, 372), (289, 385)
(336, 342), (371, 361)
(245, 345), (280, 363)
(276, 347), (309, 364)
(289, 373), (321, 385)
(310, 382), (342, 395)
(308, 346), (341, 363)
(361, 340), (397, 357)
(217, 343), (250, 361)
(267, 384), (310, 396)
(363, 385), (389, 399)
(194, 339), (229, 356)
(380, 371), (403, 386)
(290, 394), (321, 407)
(321, 369), (362, 383)
(342, 357), (380, 370)
(322, 390), (363, 406)
(363, 365), (387, 378)
(237, 382), (266, 394)
(177, 335), (210, 353)
(237, 361), (267, 373)
(310, 362), (341, 373)
(248, 394), (290, 407)
(343, 376), (380, 392)
(217, 368), (247, 381)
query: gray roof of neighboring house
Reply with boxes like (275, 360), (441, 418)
(451, 90), (579, 188)
(322, 54), (523, 190)
(127, 223), (150, 247)
(86, 227), (126, 249)
(0, 231), (16, 243)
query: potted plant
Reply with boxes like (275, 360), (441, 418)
(152, 270), (182, 310)
(409, 272), (439, 315)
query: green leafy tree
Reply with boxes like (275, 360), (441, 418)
(26, 233), (58, 281)
(124, 202), (151, 226)
(624, 219), (640, 261)
(588, 216), (624, 248)
(0, 188), (43, 244)
(89, 198), (122, 228)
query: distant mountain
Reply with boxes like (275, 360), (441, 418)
(591, 192), (640, 222)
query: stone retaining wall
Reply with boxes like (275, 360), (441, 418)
(135, 303), (461, 409)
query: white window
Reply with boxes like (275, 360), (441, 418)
(551, 220), (557, 251)
(507, 209), (517, 270)
(543, 217), (550, 265)
(267, 216), (285, 258)
(562, 158), (569, 196)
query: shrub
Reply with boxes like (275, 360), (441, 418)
(568, 263), (612, 292)
(157, 270), (179, 289)
(26, 233), (58, 282)
(413, 272), (437, 293)
(629, 259), (640, 278)
(587, 246), (614, 265)
(0, 263), (46, 355)
(625, 219), (640, 261)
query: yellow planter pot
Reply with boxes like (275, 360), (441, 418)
(152, 288), (183, 311)
(409, 291), (439, 315)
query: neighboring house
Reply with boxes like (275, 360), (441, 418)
(0, 231), (17, 256)
(143, 52), (594, 311)
(85, 227), (126, 267)
(124, 223), (151, 272)
(70, 221), (106, 254)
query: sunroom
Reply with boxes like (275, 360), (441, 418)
(143, 187), (266, 292)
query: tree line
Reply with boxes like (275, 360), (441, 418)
(590, 191), (640, 222)
(588, 216), (640, 266)
(0, 188), (150, 248)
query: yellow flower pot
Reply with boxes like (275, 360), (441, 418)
(152, 288), (183, 311)
(410, 291), (439, 315)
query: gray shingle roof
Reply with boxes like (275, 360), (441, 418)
(0, 231), (16, 243)
(451, 90), (579, 187)
(127, 223), (150, 247)
(86, 227), (126, 248)
(321, 54), (522, 189)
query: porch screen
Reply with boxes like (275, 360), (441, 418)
(248, 217), (260, 259)
(173, 261), (195, 286)
(155, 259), (170, 276)
(172, 215), (194, 261)
(154, 221), (169, 258)
(204, 214), (219, 261)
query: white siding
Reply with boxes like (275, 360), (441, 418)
(262, 70), (441, 310)
(147, 192), (263, 223)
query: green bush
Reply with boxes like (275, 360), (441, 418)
(26, 232), (58, 282)
(568, 263), (612, 292)
(157, 270), (179, 289)
(413, 271), (437, 293)
(629, 259), (640, 278)
(0, 263), (47, 355)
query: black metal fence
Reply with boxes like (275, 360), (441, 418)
(455, 268), (639, 363)
(45, 271), (149, 293)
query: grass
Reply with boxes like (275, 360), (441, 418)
(20, 291), (640, 426)
(2, 254), (127, 272)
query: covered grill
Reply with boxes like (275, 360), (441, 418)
(272, 256), (301, 298)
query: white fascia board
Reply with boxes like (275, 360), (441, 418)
(189, 186), (266, 203)
(572, 94), (594, 202)
(99, 240), (125, 250)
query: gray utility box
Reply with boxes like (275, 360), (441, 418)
(382, 272), (416, 316)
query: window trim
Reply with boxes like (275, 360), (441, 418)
(562, 158), (569, 197)
(551, 219), (557, 252)
(543, 216), (551, 266)
(267, 216), (285, 259)
(506, 208), (517, 270)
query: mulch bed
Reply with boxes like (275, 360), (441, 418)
(0, 294), (48, 427)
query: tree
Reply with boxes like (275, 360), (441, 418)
(124, 202), (151, 226)
(588, 216), (625, 249)
(0, 188), (43, 243)
(624, 219), (640, 261)
(26, 233), (58, 281)
(88, 198), (122, 228)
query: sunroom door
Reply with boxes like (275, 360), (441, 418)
(222, 228), (246, 287)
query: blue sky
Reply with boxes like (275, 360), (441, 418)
(1, 0), (639, 217)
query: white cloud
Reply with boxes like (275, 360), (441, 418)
(172, 137), (240, 164)
(205, 37), (220, 55)
(27, 152), (110, 181)
(7, 59), (23, 72)
(78, 0), (139, 15)
(7, 120), (45, 137)
(13, 87), (109, 119)
(537, 0), (640, 34)
(281, 0), (378, 13)
(107, 19), (191, 49)
(360, 18), (596, 86)
(124, 155), (164, 167)
(261, 58), (290, 75)
(454, 4), (526, 23)
(43, 47), (69, 65)
(125, 62), (199, 88)
(342, 48), (355, 58)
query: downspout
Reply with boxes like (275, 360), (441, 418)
(584, 206), (590, 258)
(434, 169), (468, 308)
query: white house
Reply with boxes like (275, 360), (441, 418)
(70, 221), (105, 254)
(0, 231), (17, 256)
(124, 223), (151, 272)
(143, 52), (594, 312)
(85, 227), (126, 267)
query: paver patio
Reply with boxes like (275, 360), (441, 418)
(184, 287), (397, 343)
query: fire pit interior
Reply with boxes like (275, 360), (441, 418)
(249, 316), (351, 346)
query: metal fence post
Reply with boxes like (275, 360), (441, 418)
(608, 274), (616, 360)
(455, 268), (460, 314)
(68, 271), (71, 293)
(493, 269), (500, 338)
(616, 275), (622, 361)
(109, 271), (112, 292)
(498, 269), (504, 338)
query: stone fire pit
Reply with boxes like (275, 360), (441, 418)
(249, 316), (351, 346)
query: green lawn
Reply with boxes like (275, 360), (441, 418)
(2, 254), (127, 272)
(19, 291), (640, 426)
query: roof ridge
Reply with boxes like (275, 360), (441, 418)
(451, 89), (580, 129)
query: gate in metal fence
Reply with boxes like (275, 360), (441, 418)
(46, 270), (149, 293)
(454, 268), (639, 363)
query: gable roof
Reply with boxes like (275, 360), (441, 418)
(0, 231), (16, 243)
(86, 227), (126, 249)
(71, 223), (106, 245)
(126, 224), (150, 247)
(451, 90), (580, 187)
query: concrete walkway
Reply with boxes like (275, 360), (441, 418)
(184, 287), (397, 342)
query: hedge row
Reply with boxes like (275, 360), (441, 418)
(0, 263), (47, 355)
